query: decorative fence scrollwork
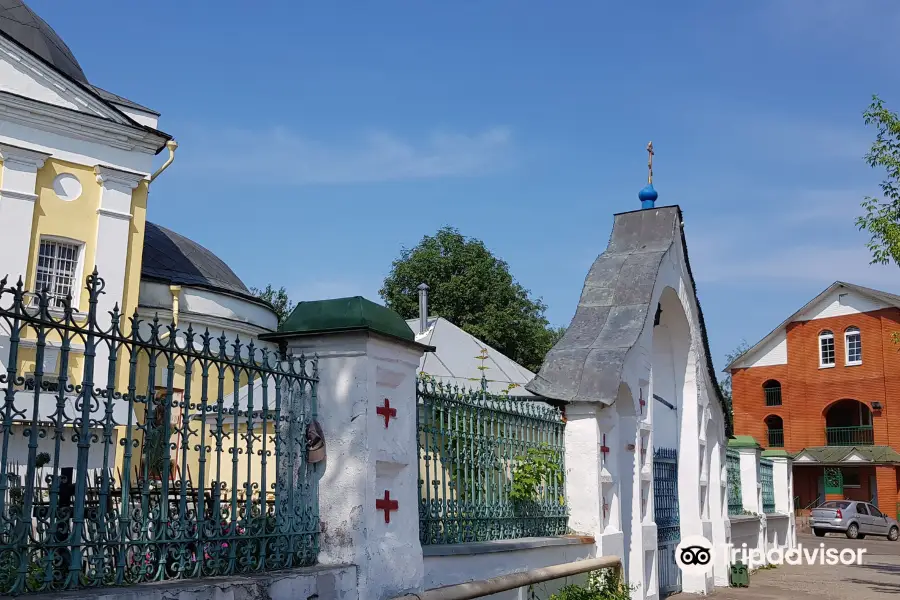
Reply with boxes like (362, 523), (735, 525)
(726, 448), (743, 516)
(416, 377), (567, 545)
(0, 272), (319, 594)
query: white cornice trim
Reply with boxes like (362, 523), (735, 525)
(0, 142), (50, 168)
(0, 188), (38, 202)
(94, 165), (144, 189)
(97, 207), (133, 221)
(0, 35), (129, 124)
(136, 306), (274, 339)
(0, 92), (167, 154)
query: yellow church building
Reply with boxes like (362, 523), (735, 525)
(0, 1), (292, 521)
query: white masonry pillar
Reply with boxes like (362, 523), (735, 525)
(282, 329), (429, 600)
(0, 143), (50, 371)
(736, 441), (765, 561)
(0, 143), (50, 284)
(769, 455), (796, 549)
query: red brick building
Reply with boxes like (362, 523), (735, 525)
(727, 282), (900, 518)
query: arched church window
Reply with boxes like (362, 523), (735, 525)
(819, 330), (835, 367)
(763, 380), (782, 406)
(845, 327), (862, 366)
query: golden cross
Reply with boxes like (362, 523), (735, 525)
(646, 141), (654, 185)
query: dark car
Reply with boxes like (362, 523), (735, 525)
(811, 500), (899, 540)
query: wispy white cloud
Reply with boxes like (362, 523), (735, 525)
(181, 126), (514, 185)
(290, 279), (381, 303)
(735, 115), (871, 164)
(759, 0), (900, 48)
(779, 188), (877, 225)
(685, 187), (900, 289)
(692, 241), (897, 288)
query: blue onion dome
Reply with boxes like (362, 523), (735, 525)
(639, 184), (658, 207)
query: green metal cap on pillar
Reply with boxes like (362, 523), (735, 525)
(263, 295), (435, 350)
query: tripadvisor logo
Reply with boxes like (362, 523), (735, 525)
(674, 535), (867, 574)
(675, 536), (715, 576)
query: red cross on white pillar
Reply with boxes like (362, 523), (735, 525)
(376, 398), (397, 428)
(600, 434), (610, 457)
(376, 490), (399, 523)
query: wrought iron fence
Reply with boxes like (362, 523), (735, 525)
(416, 377), (567, 545)
(726, 448), (743, 516)
(767, 429), (784, 448)
(0, 272), (319, 594)
(760, 458), (775, 513)
(825, 426), (874, 446)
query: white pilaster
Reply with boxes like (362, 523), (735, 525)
(770, 456), (796, 550)
(708, 443), (730, 587)
(283, 331), (428, 600)
(93, 166), (141, 415)
(737, 445), (765, 560)
(737, 447), (761, 514)
(0, 143), (49, 282)
(93, 165), (141, 317)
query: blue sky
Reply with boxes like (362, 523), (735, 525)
(32, 0), (900, 373)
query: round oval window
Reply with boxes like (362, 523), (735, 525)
(53, 173), (82, 202)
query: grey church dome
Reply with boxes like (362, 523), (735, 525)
(141, 222), (254, 300)
(0, 1), (88, 83)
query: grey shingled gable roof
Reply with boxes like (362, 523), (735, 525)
(726, 281), (900, 372)
(526, 206), (732, 435)
(0, 1), (169, 147)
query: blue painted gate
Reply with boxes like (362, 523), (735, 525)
(654, 448), (681, 597)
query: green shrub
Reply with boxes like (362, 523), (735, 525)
(545, 569), (635, 600)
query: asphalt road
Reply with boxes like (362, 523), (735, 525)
(676, 533), (900, 599)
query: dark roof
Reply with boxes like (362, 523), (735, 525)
(525, 206), (733, 436)
(90, 85), (159, 116)
(268, 296), (433, 350)
(0, 0), (87, 83)
(141, 222), (253, 300)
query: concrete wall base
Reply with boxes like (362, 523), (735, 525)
(21, 565), (358, 600)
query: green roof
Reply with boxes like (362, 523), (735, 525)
(796, 446), (900, 464)
(761, 449), (792, 458)
(267, 296), (426, 346)
(728, 435), (762, 449)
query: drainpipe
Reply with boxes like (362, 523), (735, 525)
(169, 285), (181, 326)
(155, 285), (181, 343)
(150, 140), (178, 183)
(417, 283), (429, 334)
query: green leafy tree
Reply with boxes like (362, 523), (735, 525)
(380, 227), (559, 372)
(251, 284), (295, 325)
(858, 95), (900, 266)
(719, 340), (749, 419)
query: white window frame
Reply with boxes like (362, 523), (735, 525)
(845, 327), (862, 366)
(33, 236), (85, 311)
(819, 330), (835, 368)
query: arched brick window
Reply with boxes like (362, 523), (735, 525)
(763, 380), (782, 406)
(845, 327), (862, 365)
(818, 330), (835, 367)
(765, 415), (784, 448)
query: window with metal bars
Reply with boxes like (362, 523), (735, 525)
(819, 330), (835, 367)
(35, 239), (81, 308)
(763, 380), (782, 406)
(845, 327), (862, 365)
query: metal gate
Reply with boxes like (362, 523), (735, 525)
(654, 448), (681, 597)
